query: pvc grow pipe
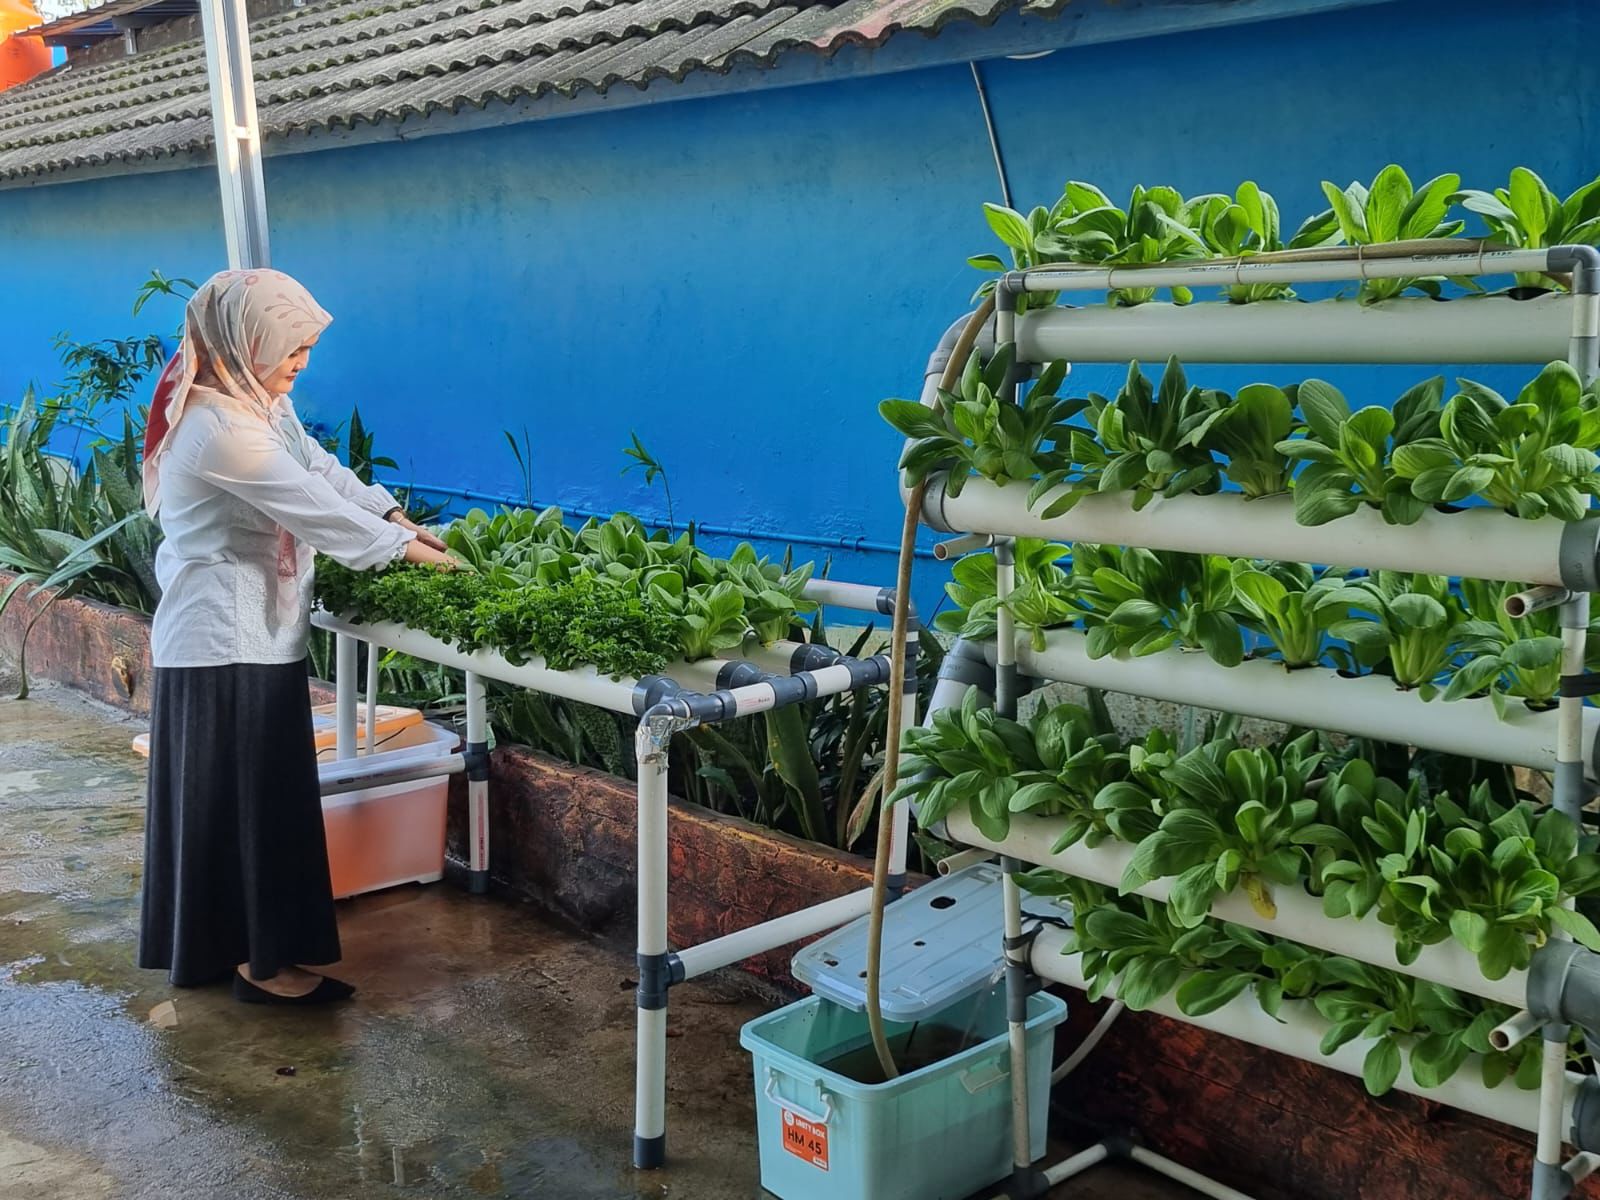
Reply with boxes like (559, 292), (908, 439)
(1030, 925), (1579, 1135)
(937, 848), (995, 876)
(313, 612), (643, 715)
(1494, 1011), (1547, 1053)
(671, 888), (875, 981)
(803, 578), (893, 616)
(945, 808), (1525, 1006)
(1015, 294), (1576, 366)
(1010, 246), (1556, 296)
(917, 482), (1600, 590)
(993, 629), (1600, 782)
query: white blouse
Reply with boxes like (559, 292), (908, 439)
(150, 387), (414, 668)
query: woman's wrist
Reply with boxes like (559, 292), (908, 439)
(382, 505), (405, 523)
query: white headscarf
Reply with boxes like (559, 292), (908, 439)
(142, 268), (332, 514)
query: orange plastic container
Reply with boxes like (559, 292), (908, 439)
(0, 0), (49, 92)
(132, 703), (423, 760)
(319, 720), (458, 900)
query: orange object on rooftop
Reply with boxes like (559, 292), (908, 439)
(0, 0), (49, 92)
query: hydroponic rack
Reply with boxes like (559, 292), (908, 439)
(906, 245), (1600, 1200)
(310, 576), (918, 1170)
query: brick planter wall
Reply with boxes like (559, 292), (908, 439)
(3, 573), (1582, 1200)
(0, 570), (156, 712)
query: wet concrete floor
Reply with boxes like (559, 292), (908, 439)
(0, 679), (1186, 1200)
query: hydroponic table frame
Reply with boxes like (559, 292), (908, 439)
(312, 575), (918, 1170)
(906, 244), (1600, 1200)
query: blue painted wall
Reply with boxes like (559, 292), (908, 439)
(3, 0), (1597, 619)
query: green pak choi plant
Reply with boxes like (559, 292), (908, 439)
(1453, 168), (1600, 291)
(1069, 544), (1245, 667)
(1390, 361), (1600, 522)
(1229, 560), (1351, 669)
(1119, 732), (1324, 924)
(882, 349), (1076, 498)
(1319, 571), (1465, 694)
(1181, 381), (1297, 499)
(1442, 578), (1600, 714)
(1188, 182), (1300, 303)
(1276, 376), (1444, 526)
(1297, 164), (1466, 302)
(1031, 358), (1220, 517)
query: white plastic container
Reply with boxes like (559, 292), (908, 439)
(319, 720), (459, 900)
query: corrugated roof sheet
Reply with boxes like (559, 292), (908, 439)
(0, 0), (1064, 182)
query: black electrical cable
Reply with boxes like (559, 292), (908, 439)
(969, 61), (1012, 210)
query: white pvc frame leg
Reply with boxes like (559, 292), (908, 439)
(633, 728), (671, 1170)
(463, 670), (490, 894)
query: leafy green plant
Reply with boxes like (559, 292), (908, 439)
(1031, 183), (1214, 306)
(935, 539), (1077, 646)
(1391, 361), (1600, 522)
(1229, 560), (1350, 668)
(890, 689), (1034, 841)
(1181, 381), (1296, 499)
(968, 203), (1065, 314)
(1069, 544), (1245, 667)
(1031, 358), (1221, 517)
(622, 431), (678, 533)
(1298, 165), (1466, 302)
(1018, 870), (1555, 1096)
(0, 394), (160, 619)
(1188, 182), (1298, 303)
(1276, 376), (1444, 526)
(883, 349), (1075, 499)
(1297, 756), (1427, 924)
(1319, 571), (1465, 694)
(0, 512), (139, 698)
(1453, 168), (1600, 291)
(1119, 732), (1324, 924)
(1443, 578), (1600, 713)
(1392, 792), (1600, 978)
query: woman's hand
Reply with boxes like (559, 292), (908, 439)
(387, 510), (449, 552)
(402, 539), (459, 570)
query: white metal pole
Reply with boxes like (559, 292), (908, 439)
(464, 670), (489, 894)
(364, 642), (379, 758)
(335, 632), (357, 761)
(634, 721), (672, 1169)
(198, 0), (270, 268)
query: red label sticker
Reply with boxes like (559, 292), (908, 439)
(780, 1106), (829, 1171)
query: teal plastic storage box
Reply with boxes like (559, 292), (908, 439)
(739, 987), (1066, 1200)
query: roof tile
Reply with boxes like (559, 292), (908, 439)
(0, 0), (1063, 181)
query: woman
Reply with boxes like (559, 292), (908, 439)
(137, 269), (454, 1005)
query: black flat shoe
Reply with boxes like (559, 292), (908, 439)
(232, 972), (355, 1006)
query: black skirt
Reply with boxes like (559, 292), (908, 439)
(138, 660), (341, 987)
